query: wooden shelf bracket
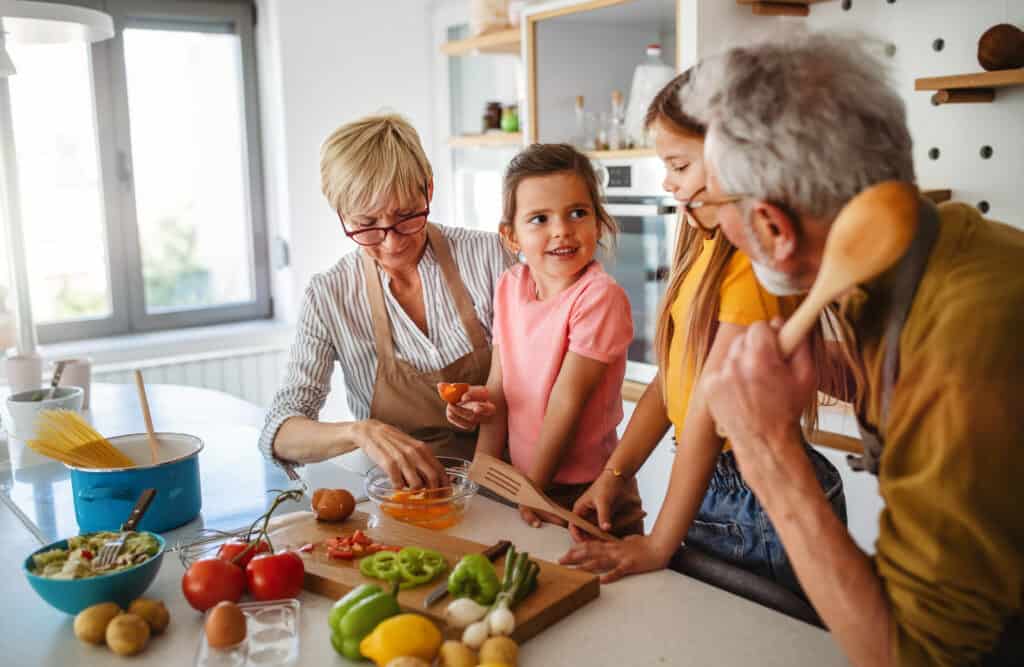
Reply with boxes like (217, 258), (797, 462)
(916, 68), (1024, 104)
(736, 0), (833, 17)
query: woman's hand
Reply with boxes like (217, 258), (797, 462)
(568, 470), (632, 542)
(559, 535), (671, 584)
(442, 385), (496, 431)
(519, 505), (568, 529)
(354, 419), (447, 489)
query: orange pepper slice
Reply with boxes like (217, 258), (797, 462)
(438, 382), (470, 405)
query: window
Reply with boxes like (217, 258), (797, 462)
(4, 0), (268, 344)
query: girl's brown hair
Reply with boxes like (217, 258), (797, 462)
(500, 143), (617, 250)
(648, 71), (845, 428)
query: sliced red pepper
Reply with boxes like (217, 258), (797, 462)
(351, 530), (371, 546)
(81, 549), (93, 560)
(327, 547), (355, 560)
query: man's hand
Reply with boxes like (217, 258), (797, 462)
(702, 318), (816, 492)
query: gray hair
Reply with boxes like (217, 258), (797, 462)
(680, 30), (915, 220)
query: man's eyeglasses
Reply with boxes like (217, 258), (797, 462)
(679, 194), (750, 235)
(338, 184), (430, 247)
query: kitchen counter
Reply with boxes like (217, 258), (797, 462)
(1, 493), (849, 666)
(0, 382), (849, 666)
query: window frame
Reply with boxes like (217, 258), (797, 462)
(34, 0), (270, 344)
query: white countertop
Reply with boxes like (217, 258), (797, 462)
(1, 495), (850, 666)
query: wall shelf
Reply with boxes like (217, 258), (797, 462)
(736, 0), (834, 17)
(448, 132), (522, 148)
(440, 28), (520, 56)
(915, 68), (1024, 104)
(922, 189), (952, 204)
(586, 148), (656, 160)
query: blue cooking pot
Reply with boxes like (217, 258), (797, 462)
(69, 433), (203, 533)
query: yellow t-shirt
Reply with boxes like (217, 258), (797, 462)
(665, 237), (798, 444)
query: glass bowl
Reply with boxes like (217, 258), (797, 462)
(364, 456), (478, 530)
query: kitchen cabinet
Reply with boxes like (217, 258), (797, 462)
(523, 0), (681, 152)
(433, 13), (525, 231)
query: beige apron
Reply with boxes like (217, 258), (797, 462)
(361, 224), (490, 460)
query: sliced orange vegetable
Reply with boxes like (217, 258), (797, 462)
(438, 382), (470, 405)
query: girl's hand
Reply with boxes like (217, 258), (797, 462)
(442, 385), (496, 431)
(569, 470), (630, 542)
(519, 505), (568, 528)
(559, 535), (670, 584)
(354, 419), (447, 489)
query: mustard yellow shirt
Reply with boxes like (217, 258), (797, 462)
(842, 202), (1024, 665)
(665, 237), (798, 443)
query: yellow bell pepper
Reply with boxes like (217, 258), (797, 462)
(359, 613), (442, 667)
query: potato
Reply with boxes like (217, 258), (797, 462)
(105, 613), (151, 656)
(128, 598), (170, 634)
(439, 640), (478, 667)
(385, 658), (431, 667)
(73, 602), (121, 645)
(480, 636), (518, 666)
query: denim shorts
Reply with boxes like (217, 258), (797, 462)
(681, 446), (847, 598)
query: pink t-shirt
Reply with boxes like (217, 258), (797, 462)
(492, 261), (633, 485)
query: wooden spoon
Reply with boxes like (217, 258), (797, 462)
(777, 180), (921, 356)
(133, 369), (160, 465)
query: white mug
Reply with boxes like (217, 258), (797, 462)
(55, 357), (92, 410)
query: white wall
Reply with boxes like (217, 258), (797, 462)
(255, 0), (437, 324)
(682, 0), (1024, 229)
(255, 0), (439, 420)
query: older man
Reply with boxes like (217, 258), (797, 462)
(682, 32), (1024, 666)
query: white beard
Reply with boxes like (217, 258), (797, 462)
(750, 260), (808, 296)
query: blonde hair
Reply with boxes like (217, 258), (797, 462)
(320, 112), (433, 216)
(500, 143), (618, 251)
(647, 73), (846, 428)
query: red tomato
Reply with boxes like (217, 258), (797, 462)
(246, 551), (305, 601)
(182, 558), (246, 612)
(217, 539), (270, 568)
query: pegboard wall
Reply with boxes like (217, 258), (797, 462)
(689, 0), (1024, 229)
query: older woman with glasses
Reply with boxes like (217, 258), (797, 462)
(258, 113), (511, 488)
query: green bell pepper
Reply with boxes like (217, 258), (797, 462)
(327, 583), (401, 660)
(447, 553), (500, 606)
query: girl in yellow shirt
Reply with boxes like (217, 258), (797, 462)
(561, 71), (846, 597)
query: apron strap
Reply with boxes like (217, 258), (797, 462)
(360, 249), (397, 365)
(849, 198), (941, 474)
(426, 224), (489, 352)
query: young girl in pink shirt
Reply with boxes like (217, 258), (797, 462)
(450, 144), (642, 532)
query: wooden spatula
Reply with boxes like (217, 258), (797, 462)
(469, 453), (619, 541)
(778, 180), (921, 356)
(134, 369), (160, 465)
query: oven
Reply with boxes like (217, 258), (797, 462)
(594, 157), (678, 383)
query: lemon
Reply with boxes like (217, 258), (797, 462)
(359, 613), (442, 667)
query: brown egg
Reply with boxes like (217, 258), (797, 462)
(311, 488), (356, 522)
(205, 601), (247, 649)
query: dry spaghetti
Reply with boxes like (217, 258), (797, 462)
(28, 410), (134, 469)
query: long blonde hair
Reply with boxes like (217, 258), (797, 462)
(649, 72), (846, 430)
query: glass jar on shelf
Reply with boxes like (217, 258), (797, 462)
(500, 104), (519, 132)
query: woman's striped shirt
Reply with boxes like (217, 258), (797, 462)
(258, 224), (512, 461)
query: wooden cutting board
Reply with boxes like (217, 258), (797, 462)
(271, 510), (599, 642)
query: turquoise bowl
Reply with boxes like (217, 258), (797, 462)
(23, 532), (166, 614)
